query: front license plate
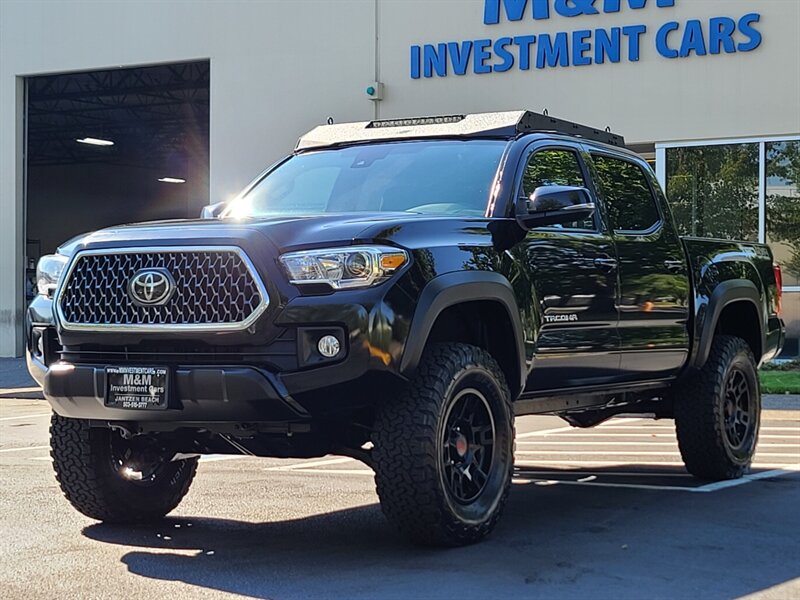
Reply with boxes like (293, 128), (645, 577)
(105, 366), (169, 410)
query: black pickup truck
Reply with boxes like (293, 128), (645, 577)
(28, 111), (785, 546)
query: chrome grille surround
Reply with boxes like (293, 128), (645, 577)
(55, 246), (269, 332)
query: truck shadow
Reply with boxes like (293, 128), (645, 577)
(82, 470), (800, 600)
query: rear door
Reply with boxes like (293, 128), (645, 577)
(517, 141), (621, 392)
(585, 149), (690, 380)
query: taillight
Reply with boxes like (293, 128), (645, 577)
(774, 264), (783, 318)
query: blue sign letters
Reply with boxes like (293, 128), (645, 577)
(410, 0), (762, 79)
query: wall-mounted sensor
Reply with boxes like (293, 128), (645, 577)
(365, 82), (384, 101)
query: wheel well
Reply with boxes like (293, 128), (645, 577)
(426, 301), (521, 398)
(715, 300), (762, 361)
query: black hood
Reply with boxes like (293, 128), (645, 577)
(57, 212), (497, 256)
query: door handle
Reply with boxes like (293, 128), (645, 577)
(664, 259), (684, 272)
(593, 257), (618, 272)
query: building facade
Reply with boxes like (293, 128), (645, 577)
(1, 0), (799, 357)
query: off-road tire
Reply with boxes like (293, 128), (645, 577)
(50, 413), (198, 522)
(373, 343), (514, 546)
(674, 335), (761, 481)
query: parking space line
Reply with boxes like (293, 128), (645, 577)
(693, 467), (800, 492)
(515, 477), (700, 492)
(514, 470), (693, 478)
(266, 457), (358, 471)
(0, 445), (49, 453)
(516, 441), (798, 448)
(0, 413), (50, 422)
(516, 418), (644, 439)
(515, 450), (798, 458)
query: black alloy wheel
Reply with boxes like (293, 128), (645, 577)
(722, 367), (755, 451)
(441, 389), (496, 504)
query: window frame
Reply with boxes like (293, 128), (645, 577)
(587, 149), (665, 236)
(514, 141), (604, 234)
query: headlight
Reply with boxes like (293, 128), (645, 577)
(36, 254), (69, 297)
(280, 246), (408, 290)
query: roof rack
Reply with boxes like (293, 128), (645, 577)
(296, 110), (625, 151)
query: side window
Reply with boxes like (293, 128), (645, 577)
(522, 149), (593, 230)
(591, 154), (660, 232)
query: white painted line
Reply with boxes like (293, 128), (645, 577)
(692, 466), (800, 492)
(517, 433), (795, 440)
(266, 457), (358, 471)
(514, 460), (798, 469)
(515, 477), (700, 492)
(515, 450), (799, 458)
(199, 455), (248, 463)
(516, 425), (580, 439)
(514, 465), (800, 492)
(0, 445), (49, 453)
(514, 469), (693, 478)
(273, 468), (374, 476)
(516, 441), (799, 448)
(0, 387), (42, 395)
(516, 418), (644, 439)
(0, 413), (50, 422)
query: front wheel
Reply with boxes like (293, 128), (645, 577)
(372, 343), (514, 546)
(50, 414), (197, 523)
(674, 335), (761, 481)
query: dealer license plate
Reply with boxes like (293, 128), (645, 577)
(105, 366), (169, 410)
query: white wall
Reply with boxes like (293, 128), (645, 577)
(1, 0), (799, 356)
(0, 0), (377, 355)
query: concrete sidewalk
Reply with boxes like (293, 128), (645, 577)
(0, 357), (797, 409)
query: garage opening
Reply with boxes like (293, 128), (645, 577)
(24, 60), (210, 303)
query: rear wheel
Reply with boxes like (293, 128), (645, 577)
(674, 335), (761, 480)
(372, 343), (514, 546)
(50, 414), (197, 522)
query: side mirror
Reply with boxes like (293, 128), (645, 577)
(200, 201), (227, 219)
(515, 185), (595, 230)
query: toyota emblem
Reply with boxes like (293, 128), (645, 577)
(127, 268), (176, 306)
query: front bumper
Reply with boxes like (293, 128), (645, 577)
(41, 361), (308, 423)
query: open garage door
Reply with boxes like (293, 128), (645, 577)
(24, 60), (210, 303)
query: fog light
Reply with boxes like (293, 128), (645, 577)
(317, 335), (341, 358)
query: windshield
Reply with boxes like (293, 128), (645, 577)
(226, 140), (506, 218)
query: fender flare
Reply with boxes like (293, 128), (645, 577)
(399, 271), (527, 396)
(691, 279), (765, 370)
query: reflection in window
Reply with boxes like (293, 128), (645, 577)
(666, 144), (758, 241)
(766, 141), (800, 288)
(592, 155), (659, 232)
(521, 149), (592, 230)
(522, 149), (585, 195)
(766, 140), (800, 359)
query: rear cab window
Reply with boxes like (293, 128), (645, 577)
(590, 154), (661, 233)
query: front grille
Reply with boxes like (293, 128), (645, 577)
(57, 247), (268, 331)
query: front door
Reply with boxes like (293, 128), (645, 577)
(516, 143), (621, 392)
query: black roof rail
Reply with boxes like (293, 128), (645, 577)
(517, 111), (624, 147)
(296, 110), (625, 150)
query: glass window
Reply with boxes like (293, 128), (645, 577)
(766, 140), (800, 288)
(521, 149), (592, 230)
(665, 143), (759, 241)
(591, 154), (660, 232)
(522, 149), (585, 195)
(227, 140), (506, 218)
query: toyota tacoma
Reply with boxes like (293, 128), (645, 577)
(27, 111), (785, 546)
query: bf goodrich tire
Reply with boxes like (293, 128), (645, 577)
(373, 342), (514, 546)
(50, 413), (197, 523)
(674, 335), (761, 481)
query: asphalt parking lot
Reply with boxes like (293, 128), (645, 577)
(1, 390), (798, 600)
